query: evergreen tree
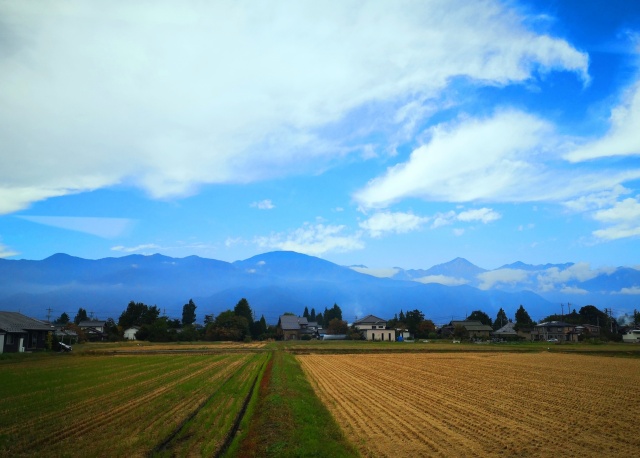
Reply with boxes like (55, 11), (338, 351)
(182, 299), (197, 326)
(316, 312), (324, 327)
(309, 308), (316, 322)
(234, 298), (253, 323)
(74, 307), (88, 325)
(515, 305), (534, 329)
(399, 310), (406, 322)
(54, 312), (70, 324)
(303, 306), (309, 318)
(467, 310), (492, 327)
(494, 308), (508, 330)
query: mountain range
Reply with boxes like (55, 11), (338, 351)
(1, 251), (637, 324)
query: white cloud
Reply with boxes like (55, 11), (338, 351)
(111, 244), (160, 253)
(559, 286), (589, 295)
(18, 216), (135, 238)
(592, 197), (640, 240)
(477, 268), (530, 290)
(0, 0), (588, 214)
(563, 185), (630, 213)
(565, 80), (640, 162)
(616, 286), (640, 295)
(359, 211), (429, 238)
(0, 243), (19, 258)
(457, 208), (501, 224)
(535, 262), (614, 292)
(255, 223), (363, 256)
(349, 266), (399, 278)
(414, 275), (468, 286)
(355, 110), (640, 208)
(251, 199), (275, 210)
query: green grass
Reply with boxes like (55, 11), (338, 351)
(233, 350), (359, 457)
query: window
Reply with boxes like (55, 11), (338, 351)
(6, 334), (14, 345)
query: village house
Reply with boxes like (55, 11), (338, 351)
(78, 320), (107, 341)
(277, 315), (317, 340)
(441, 320), (493, 340)
(492, 322), (532, 341)
(530, 321), (578, 342)
(0, 311), (53, 353)
(353, 315), (396, 341)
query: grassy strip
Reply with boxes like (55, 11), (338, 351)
(233, 350), (359, 458)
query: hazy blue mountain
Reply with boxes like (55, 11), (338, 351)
(0, 251), (557, 324)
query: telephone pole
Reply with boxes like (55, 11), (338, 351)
(46, 307), (53, 323)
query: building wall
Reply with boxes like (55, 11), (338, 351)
(364, 329), (396, 341)
(282, 330), (300, 340)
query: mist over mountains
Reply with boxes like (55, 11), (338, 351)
(1, 251), (637, 324)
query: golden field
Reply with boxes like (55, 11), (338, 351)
(298, 352), (640, 457)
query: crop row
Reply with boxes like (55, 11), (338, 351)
(0, 352), (267, 457)
(298, 352), (640, 457)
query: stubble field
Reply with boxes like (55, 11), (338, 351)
(298, 352), (640, 457)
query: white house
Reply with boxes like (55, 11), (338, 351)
(353, 315), (396, 341)
(124, 326), (140, 340)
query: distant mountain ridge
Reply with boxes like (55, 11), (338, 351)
(0, 251), (636, 323)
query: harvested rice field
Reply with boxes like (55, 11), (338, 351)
(298, 352), (640, 457)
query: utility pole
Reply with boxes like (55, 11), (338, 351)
(46, 307), (53, 323)
(560, 303), (564, 318)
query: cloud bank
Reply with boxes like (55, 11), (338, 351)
(0, 0), (588, 213)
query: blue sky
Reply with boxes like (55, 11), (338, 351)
(1, 0), (639, 272)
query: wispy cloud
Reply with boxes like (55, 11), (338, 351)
(0, 1), (588, 214)
(17, 216), (135, 238)
(591, 197), (640, 240)
(477, 268), (530, 290)
(250, 199), (275, 210)
(0, 243), (19, 258)
(111, 244), (160, 253)
(255, 223), (363, 256)
(414, 275), (468, 286)
(355, 110), (640, 208)
(359, 211), (429, 238)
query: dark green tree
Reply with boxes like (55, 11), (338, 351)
(182, 299), (197, 326)
(204, 314), (214, 325)
(468, 310), (492, 327)
(303, 306), (309, 318)
(399, 310), (406, 322)
(405, 309), (425, 335)
(309, 308), (316, 322)
(326, 318), (348, 335)
(234, 298), (253, 323)
(515, 305), (534, 329)
(118, 301), (159, 328)
(54, 312), (70, 324)
(206, 310), (249, 341)
(324, 303), (343, 323)
(74, 308), (88, 325)
(494, 308), (508, 330)
(316, 312), (324, 327)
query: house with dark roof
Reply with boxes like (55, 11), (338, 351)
(277, 315), (318, 340)
(441, 320), (494, 340)
(353, 315), (396, 341)
(0, 311), (53, 353)
(78, 320), (107, 341)
(530, 321), (578, 342)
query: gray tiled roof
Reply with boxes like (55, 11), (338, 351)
(0, 311), (53, 333)
(279, 315), (305, 330)
(353, 314), (387, 325)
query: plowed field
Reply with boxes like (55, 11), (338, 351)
(298, 352), (640, 457)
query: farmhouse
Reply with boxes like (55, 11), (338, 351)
(0, 311), (52, 353)
(78, 320), (107, 341)
(530, 321), (579, 342)
(277, 315), (318, 340)
(492, 322), (531, 341)
(353, 315), (396, 341)
(442, 320), (493, 340)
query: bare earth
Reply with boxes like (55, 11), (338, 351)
(298, 352), (640, 457)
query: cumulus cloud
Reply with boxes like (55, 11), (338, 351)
(591, 197), (640, 240)
(18, 216), (135, 238)
(616, 286), (640, 295)
(414, 275), (468, 286)
(359, 211), (429, 238)
(355, 110), (640, 208)
(477, 268), (530, 290)
(251, 199), (275, 210)
(560, 286), (589, 295)
(565, 80), (640, 162)
(255, 223), (363, 256)
(0, 0), (588, 214)
(535, 262), (614, 292)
